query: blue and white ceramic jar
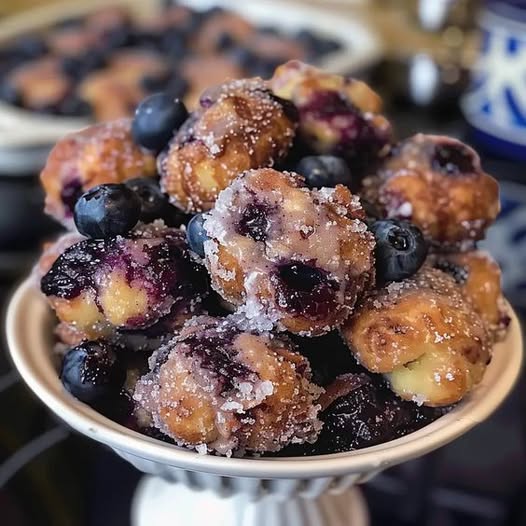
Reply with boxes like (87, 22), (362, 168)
(462, 1), (526, 160)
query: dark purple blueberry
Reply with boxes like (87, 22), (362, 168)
(434, 259), (469, 284)
(186, 213), (209, 257)
(0, 82), (21, 106)
(125, 177), (184, 226)
(175, 320), (251, 393)
(74, 183), (141, 238)
(34, 102), (59, 114)
(104, 24), (134, 49)
(57, 95), (92, 117)
(60, 341), (126, 405)
(215, 32), (235, 51)
(160, 29), (187, 57)
(60, 178), (83, 215)
(370, 219), (428, 285)
(132, 93), (189, 152)
(274, 261), (338, 319)
(41, 238), (103, 299)
(311, 374), (445, 454)
(431, 142), (476, 175)
(61, 50), (107, 80)
(237, 202), (271, 241)
(11, 35), (48, 59)
(295, 155), (351, 188)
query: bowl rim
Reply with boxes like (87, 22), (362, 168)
(6, 278), (523, 479)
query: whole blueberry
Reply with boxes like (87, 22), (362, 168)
(125, 177), (184, 226)
(60, 341), (126, 405)
(370, 219), (428, 284)
(61, 50), (107, 80)
(295, 155), (352, 188)
(74, 183), (141, 238)
(132, 93), (189, 152)
(186, 213), (209, 257)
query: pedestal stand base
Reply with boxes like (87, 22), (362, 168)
(132, 475), (369, 526)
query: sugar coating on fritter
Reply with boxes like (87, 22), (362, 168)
(40, 119), (157, 228)
(341, 266), (491, 406)
(41, 221), (207, 340)
(270, 60), (392, 170)
(432, 250), (510, 340)
(133, 315), (323, 455)
(203, 168), (376, 336)
(159, 77), (296, 213)
(362, 134), (500, 248)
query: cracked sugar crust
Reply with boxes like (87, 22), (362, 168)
(362, 134), (499, 248)
(203, 168), (376, 336)
(40, 221), (208, 340)
(341, 266), (491, 407)
(270, 60), (392, 172)
(40, 118), (157, 228)
(159, 77), (297, 213)
(133, 315), (323, 455)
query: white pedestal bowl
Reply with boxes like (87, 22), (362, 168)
(6, 279), (523, 526)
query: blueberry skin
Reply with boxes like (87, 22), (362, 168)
(125, 177), (184, 226)
(295, 155), (352, 188)
(131, 93), (189, 152)
(186, 213), (209, 257)
(370, 219), (428, 284)
(74, 184), (141, 239)
(60, 341), (126, 405)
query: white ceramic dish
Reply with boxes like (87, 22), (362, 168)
(5, 278), (523, 526)
(0, 0), (381, 175)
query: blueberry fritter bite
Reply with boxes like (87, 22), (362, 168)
(362, 134), (500, 248)
(133, 315), (322, 455)
(40, 119), (156, 227)
(203, 168), (375, 335)
(341, 266), (491, 407)
(159, 77), (296, 213)
(433, 251), (510, 340)
(270, 60), (392, 171)
(41, 222), (208, 340)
